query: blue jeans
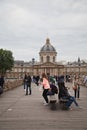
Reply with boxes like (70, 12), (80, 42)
(24, 82), (26, 89)
(65, 96), (79, 108)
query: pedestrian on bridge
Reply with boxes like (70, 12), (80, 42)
(25, 73), (32, 95)
(41, 73), (51, 105)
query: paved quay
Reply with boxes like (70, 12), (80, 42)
(0, 82), (87, 130)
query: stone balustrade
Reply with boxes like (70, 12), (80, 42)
(4, 79), (23, 91)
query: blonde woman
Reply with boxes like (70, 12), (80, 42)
(73, 76), (80, 99)
(41, 73), (50, 105)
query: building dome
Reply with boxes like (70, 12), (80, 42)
(40, 38), (56, 52)
(39, 38), (57, 63)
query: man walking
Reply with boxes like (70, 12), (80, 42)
(25, 73), (32, 95)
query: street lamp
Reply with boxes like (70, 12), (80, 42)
(78, 57), (81, 79)
(32, 58), (35, 76)
(77, 57), (81, 99)
(21, 63), (23, 79)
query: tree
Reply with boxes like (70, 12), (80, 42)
(0, 49), (14, 74)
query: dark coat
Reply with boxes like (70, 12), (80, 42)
(26, 75), (32, 86)
(58, 82), (70, 99)
(23, 74), (27, 82)
(0, 76), (4, 88)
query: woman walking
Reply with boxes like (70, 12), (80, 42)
(73, 76), (80, 99)
(41, 73), (50, 105)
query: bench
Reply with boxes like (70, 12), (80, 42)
(59, 98), (69, 103)
(59, 98), (69, 110)
(48, 95), (57, 110)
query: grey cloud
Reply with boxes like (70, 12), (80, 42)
(0, 0), (87, 62)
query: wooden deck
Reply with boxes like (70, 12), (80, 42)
(0, 82), (87, 130)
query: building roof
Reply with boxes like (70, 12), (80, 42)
(40, 38), (56, 52)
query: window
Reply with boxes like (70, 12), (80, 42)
(47, 56), (50, 62)
(41, 56), (43, 62)
(53, 56), (55, 62)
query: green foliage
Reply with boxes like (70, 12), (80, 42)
(0, 48), (14, 74)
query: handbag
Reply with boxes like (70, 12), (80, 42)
(72, 86), (77, 90)
(72, 80), (77, 90)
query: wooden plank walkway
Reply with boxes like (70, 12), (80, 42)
(0, 82), (87, 130)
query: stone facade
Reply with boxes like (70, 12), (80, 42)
(39, 38), (57, 63)
(6, 38), (87, 79)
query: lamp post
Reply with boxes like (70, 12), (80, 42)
(21, 63), (23, 79)
(78, 57), (81, 79)
(77, 57), (81, 99)
(32, 58), (35, 76)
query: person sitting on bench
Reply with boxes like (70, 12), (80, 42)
(46, 82), (58, 106)
(58, 81), (80, 110)
(47, 81), (58, 96)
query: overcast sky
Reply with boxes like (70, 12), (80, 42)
(0, 0), (87, 63)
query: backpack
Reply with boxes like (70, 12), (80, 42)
(50, 84), (58, 94)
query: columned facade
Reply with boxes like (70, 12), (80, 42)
(6, 38), (87, 79)
(39, 38), (57, 63)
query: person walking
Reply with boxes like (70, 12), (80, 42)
(41, 73), (50, 105)
(83, 75), (87, 87)
(72, 77), (78, 98)
(23, 72), (27, 90)
(73, 76), (80, 99)
(25, 73), (32, 95)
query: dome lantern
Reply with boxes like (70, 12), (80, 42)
(46, 38), (50, 45)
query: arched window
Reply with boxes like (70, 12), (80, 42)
(41, 56), (43, 62)
(53, 56), (55, 62)
(47, 56), (50, 62)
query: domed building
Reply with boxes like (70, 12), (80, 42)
(6, 38), (87, 79)
(34, 38), (64, 76)
(39, 38), (57, 63)
(6, 38), (64, 78)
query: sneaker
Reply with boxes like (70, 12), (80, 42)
(43, 103), (49, 106)
(75, 106), (82, 110)
(70, 108), (73, 111)
(77, 106), (83, 109)
(69, 106), (73, 110)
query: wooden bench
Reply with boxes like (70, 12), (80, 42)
(59, 98), (68, 103)
(48, 95), (57, 110)
(59, 98), (69, 110)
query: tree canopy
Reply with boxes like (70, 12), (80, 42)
(0, 49), (14, 74)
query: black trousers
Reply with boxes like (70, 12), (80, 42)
(26, 84), (31, 95)
(77, 86), (80, 98)
(42, 89), (49, 103)
(74, 87), (80, 98)
(74, 89), (77, 98)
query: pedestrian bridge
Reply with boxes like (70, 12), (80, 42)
(0, 82), (87, 130)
